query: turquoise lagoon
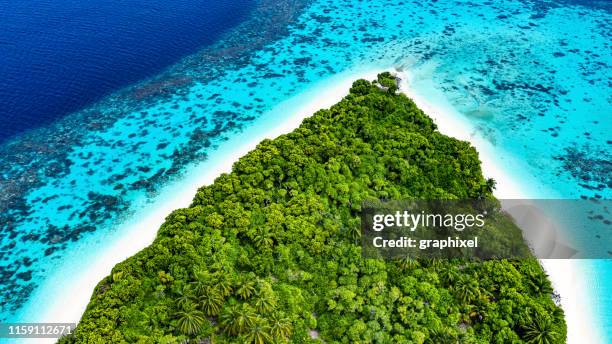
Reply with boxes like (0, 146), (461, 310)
(0, 0), (610, 341)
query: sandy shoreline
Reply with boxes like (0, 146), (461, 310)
(21, 69), (381, 342)
(396, 68), (604, 344)
(24, 68), (601, 343)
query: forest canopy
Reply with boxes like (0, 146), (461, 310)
(62, 73), (565, 343)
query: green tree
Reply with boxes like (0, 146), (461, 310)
(220, 304), (257, 336)
(217, 277), (234, 297)
(68, 74), (565, 344)
(253, 289), (276, 313)
(397, 257), (420, 271)
(235, 277), (256, 300)
(269, 313), (292, 340)
(200, 286), (224, 316)
(175, 287), (195, 310)
(244, 318), (273, 344)
(175, 303), (207, 336)
(523, 315), (560, 344)
(253, 228), (274, 249)
(452, 275), (481, 304)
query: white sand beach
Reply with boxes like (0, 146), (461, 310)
(396, 67), (604, 344)
(24, 67), (601, 343)
(22, 68), (382, 342)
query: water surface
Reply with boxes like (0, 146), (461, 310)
(0, 0), (255, 143)
(0, 0), (609, 340)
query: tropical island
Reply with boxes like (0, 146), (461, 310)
(61, 74), (565, 343)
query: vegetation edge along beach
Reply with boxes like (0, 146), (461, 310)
(62, 73), (565, 343)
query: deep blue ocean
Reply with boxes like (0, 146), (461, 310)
(0, 0), (610, 342)
(0, 0), (254, 143)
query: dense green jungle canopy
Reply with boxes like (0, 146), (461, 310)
(62, 73), (565, 343)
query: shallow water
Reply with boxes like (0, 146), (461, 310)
(0, 0), (610, 340)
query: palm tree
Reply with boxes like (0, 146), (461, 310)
(220, 303), (257, 336)
(217, 277), (233, 297)
(253, 228), (274, 249)
(485, 178), (496, 193)
(523, 315), (559, 344)
(200, 286), (225, 316)
(528, 273), (554, 296)
(175, 303), (207, 336)
(269, 314), (292, 340)
(192, 272), (212, 298)
(477, 178), (497, 199)
(398, 257), (420, 271)
(426, 258), (445, 271)
(255, 290), (276, 314)
(452, 276), (481, 304)
(244, 318), (272, 344)
(175, 287), (195, 310)
(439, 267), (459, 285)
(235, 278), (256, 300)
(347, 224), (361, 242)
